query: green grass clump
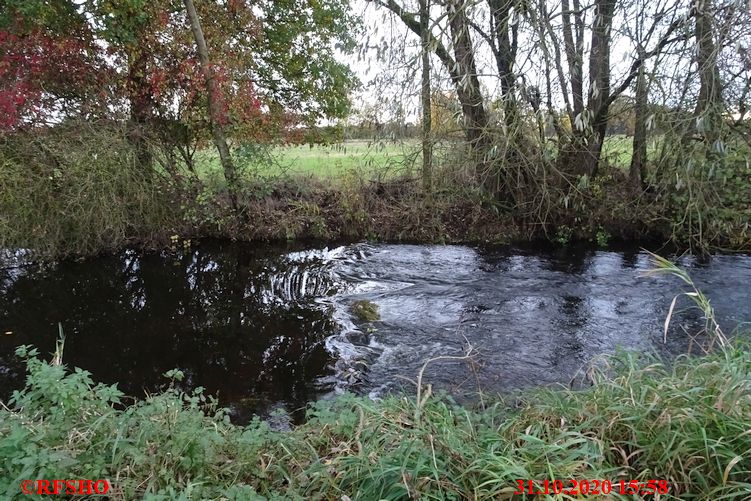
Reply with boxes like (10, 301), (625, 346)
(2, 341), (750, 499)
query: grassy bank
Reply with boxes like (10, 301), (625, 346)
(2, 124), (750, 260)
(0, 127), (669, 257)
(1, 341), (750, 499)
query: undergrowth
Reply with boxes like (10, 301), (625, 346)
(0, 121), (182, 258)
(1, 123), (749, 259)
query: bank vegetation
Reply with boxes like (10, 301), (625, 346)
(1, 0), (750, 259)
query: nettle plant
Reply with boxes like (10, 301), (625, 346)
(1, 344), (274, 499)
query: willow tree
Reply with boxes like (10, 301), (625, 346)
(692, 0), (724, 150)
(370, 0), (498, 190)
(553, 0), (687, 178)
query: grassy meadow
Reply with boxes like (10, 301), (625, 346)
(195, 135), (642, 185)
(599, 135), (633, 168)
(195, 140), (420, 184)
(272, 140), (414, 177)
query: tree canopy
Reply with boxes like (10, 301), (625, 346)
(0, 0), (360, 137)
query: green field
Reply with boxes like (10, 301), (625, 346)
(600, 134), (633, 168)
(195, 140), (419, 183)
(194, 136), (641, 184)
(273, 140), (415, 176)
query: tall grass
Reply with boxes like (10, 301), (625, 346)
(645, 251), (729, 352)
(2, 343), (749, 499)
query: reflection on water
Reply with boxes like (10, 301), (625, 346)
(0, 241), (347, 423)
(1, 240), (750, 423)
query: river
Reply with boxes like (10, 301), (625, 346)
(1, 241), (749, 424)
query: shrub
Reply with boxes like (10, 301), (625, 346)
(0, 121), (180, 258)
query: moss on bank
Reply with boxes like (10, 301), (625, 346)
(1, 343), (750, 500)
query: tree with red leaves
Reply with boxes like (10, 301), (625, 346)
(1, 0), (359, 172)
(0, 4), (112, 130)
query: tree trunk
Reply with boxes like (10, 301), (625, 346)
(693, 0), (723, 148)
(561, 0), (584, 118)
(126, 48), (155, 172)
(447, 0), (493, 187)
(183, 0), (238, 211)
(537, 0), (573, 119)
(487, 0), (515, 100)
(487, 0), (522, 147)
(567, 0), (615, 178)
(569, 131), (606, 177)
(420, 0), (432, 195)
(629, 46), (648, 189)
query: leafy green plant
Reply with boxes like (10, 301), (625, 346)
(1, 345), (273, 500)
(595, 228), (610, 248)
(3, 339), (751, 499)
(555, 225), (573, 245)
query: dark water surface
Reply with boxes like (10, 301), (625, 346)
(1, 241), (750, 423)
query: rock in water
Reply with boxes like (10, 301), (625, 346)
(351, 300), (380, 322)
